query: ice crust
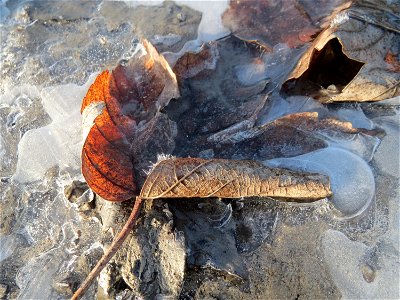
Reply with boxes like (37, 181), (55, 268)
(235, 44), (300, 87)
(12, 75), (96, 183)
(372, 114), (400, 177)
(125, 0), (230, 42)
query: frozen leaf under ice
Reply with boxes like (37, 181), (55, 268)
(222, 0), (351, 49)
(172, 42), (219, 79)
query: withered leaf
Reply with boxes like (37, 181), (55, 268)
(209, 111), (380, 161)
(140, 157), (332, 201)
(282, 2), (400, 102)
(209, 111), (378, 145)
(272, 112), (379, 135)
(81, 40), (179, 201)
(222, 0), (351, 49)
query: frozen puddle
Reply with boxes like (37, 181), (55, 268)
(322, 229), (399, 299)
(266, 147), (375, 219)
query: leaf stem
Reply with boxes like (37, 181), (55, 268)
(71, 196), (144, 300)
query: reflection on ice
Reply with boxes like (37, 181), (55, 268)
(266, 147), (375, 219)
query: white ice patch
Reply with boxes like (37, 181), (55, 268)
(266, 147), (375, 219)
(334, 106), (374, 130)
(13, 74), (97, 183)
(322, 230), (400, 299)
(81, 101), (105, 141)
(0, 85), (41, 107)
(372, 114), (400, 177)
(175, 0), (230, 42)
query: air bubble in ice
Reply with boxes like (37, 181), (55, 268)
(266, 147), (375, 219)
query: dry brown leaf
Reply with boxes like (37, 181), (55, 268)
(140, 157), (332, 201)
(209, 111), (378, 145)
(273, 112), (379, 135)
(282, 2), (400, 102)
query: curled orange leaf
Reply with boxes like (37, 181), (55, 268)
(81, 40), (179, 201)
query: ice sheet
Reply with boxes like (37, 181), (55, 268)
(235, 44), (300, 87)
(0, 0), (10, 22)
(13, 75), (96, 183)
(323, 229), (400, 299)
(124, 0), (230, 42)
(372, 114), (400, 177)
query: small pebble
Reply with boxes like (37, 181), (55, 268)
(361, 264), (376, 283)
(0, 284), (8, 299)
(176, 12), (186, 22)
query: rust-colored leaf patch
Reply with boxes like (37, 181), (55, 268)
(81, 40), (179, 202)
(172, 42), (219, 79)
(385, 51), (400, 72)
